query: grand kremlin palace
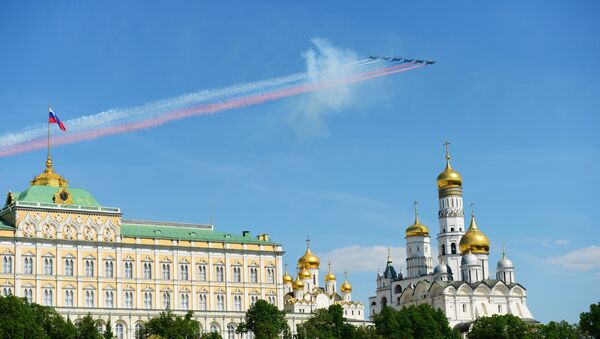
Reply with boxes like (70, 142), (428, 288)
(0, 155), (289, 338)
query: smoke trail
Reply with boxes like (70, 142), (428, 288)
(0, 58), (382, 149)
(0, 62), (426, 157)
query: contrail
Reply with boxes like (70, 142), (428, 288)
(0, 58), (430, 157)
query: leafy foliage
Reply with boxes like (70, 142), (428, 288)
(76, 314), (103, 339)
(137, 311), (201, 339)
(579, 301), (600, 339)
(199, 332), (222, 339)
(295, 304), (360, 339)
(103, 320), (114, 339)
(468, 314), (531, 339)
(0, 295), (77, 339)
(236, 300), (289, 339)
(532, 320), (581, 339)
(373, 305), (460, 339)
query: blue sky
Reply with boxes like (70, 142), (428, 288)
(1, 1), (599, 323)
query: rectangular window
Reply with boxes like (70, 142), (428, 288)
(250, 268), (258, 283)
(105, 291), (114, 308)
(85, 260), (95, 277)
(162, 264), (171, 280)
(65, 259), (74, 276)
(181, 293), (189, 310)
(143, 263), (152, 279)
(43, 258), (53, 275)
(216, 294), (225, 311)
(125, 292), (133, 309)
(144, 292), (152, 309)
(215, 266), (224, 282)
(233, 267), (241, 282)
(266, 268), (275, 284)
(64, 290), (74, 307)
(2, 256), (13, 274)
(198, 294), (207, 310)
(85, 290), (95, 307)
(24, 288), (33, 303)
(162, 292), (171, 309)
(124, 262), (133, 279)
(44, 289), (53, 306)
(233, 295), (242, 311)
(198, 265), (207, 281)
(104, 261), (114, 278)
(180, 264), (189, 281)
(24, 257), (33, 275)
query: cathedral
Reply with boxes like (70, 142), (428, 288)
(369, 145), (535, 329)
(282, 239), (364, 324)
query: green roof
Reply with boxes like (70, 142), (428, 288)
(12, 185), (100, 207)
(120, 221), (275, 245)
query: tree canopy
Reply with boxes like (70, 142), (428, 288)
(236, 300), (289, 339)
(137, 311), (201, 339)
(373, 305), (460, 339)
(579, 301), (600, 339)
(295, 304), (361, 339)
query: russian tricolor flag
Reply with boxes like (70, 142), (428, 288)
(48, 106), (66, 131)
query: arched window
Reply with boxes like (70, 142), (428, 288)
(394, 285), (402, 294)
(162, 292), (171, 309)
(115, 323), (124, 339)
(198, 265), (207, 281)
(266, 268), (274, 283)
(381, 297), (387, 307)
(135, 323), (143, 337)
(198, 294), (207, 310)
(249, 268), (258, 283)
(451, 243), (457, 254)
(210, 323), (219, 333)
(441, 244), (446, 255)
(233, 267), (241, 282)
(227, 324), (236, 339)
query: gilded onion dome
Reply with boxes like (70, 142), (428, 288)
(298, 238), (320, 269)
(340, 279), (352, 293)
(405, 202), (430, 238)
(283, 271), (293, 284)
(298, 266), (311, 280)
(292, 276), (305, 290)
(324, 261), (336, 282)
(459, 211), (490, 254)
(436, 144), (462, 189)
(340, 270), (352, 293)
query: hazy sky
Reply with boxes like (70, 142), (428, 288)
(1, 1), (598, 323)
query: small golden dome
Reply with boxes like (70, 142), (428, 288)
(292, 276), (305, 290)
(341, 280), (352, 293)
(298, 241), (320, 269)
(459, 212), (490, 254)
(31, 156), (69, 188)
(298, 267), (311, 280)
(325, 260), (336, 282)
(405, 215), (430, 238)
(283, 271), (293, 284)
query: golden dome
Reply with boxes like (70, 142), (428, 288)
(436, 158), (462, 189)
(340, 280), (352, 293)
(298, 240), (320, 269)
(31, 156), (68, 188)
(298, 267), (311, 280)
(459, 212), (490, 254)
(283, 271), (293, 284)
(324, 261), (336, 282)
(292, 276), (305, 290)
(405, 215), (430, 238)
(340, 270), (352, 293)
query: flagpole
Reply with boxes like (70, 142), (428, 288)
(47, 105), (51, 160)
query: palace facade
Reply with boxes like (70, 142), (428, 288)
(0, 156), (284, 339)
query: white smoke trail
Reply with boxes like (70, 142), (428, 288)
(0, 56), (381, 149)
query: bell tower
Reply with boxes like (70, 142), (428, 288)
(436, 141), (466, 280)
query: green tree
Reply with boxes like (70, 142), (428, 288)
(103, 320), (114, 339)
(373, 305), (459, 339)
(295, 304), (359, 339)
(468, 314), (530, 339)
(0, 295), (77, 339)
(199, 332), (222, 339)
(532, 320), (581, 339)
(580, 301), (600, 339)
(236, 300), (289, 339)
(138, 310), (200, 339)
(76, 314), (103, 339)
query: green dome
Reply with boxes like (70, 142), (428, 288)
(12, 185), (100, 207)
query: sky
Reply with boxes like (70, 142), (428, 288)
(1, 1), (599, 323)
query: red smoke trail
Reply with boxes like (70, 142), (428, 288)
(0, 63), (426, 157)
